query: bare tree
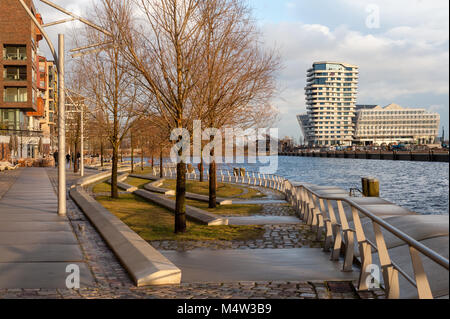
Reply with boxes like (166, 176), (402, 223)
(193, 0), (279, 208)
(103, 0), (205, 233)
(73, 5), (144, 198)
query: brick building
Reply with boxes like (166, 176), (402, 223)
(0, 0), (52, 161)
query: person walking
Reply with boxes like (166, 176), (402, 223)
(53, 151), (58, 167)
(66, 153), (70, 169)
(77, 152), (81, 170)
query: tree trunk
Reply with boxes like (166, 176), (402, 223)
(199, 157), (204, 182)
(130, 133), (134, 173)
(74, 142), (79, 173)
(208, 136), (217, 208)
(111, 143), (119, 199)
(209, 160), (217, 208)
(159, 150), (163, 178)
(151, 154), (154, 170)
(100, 141), (104, 167)
(175, 161), (187, 233)
(141, 142), (144, 171)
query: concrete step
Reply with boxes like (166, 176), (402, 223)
(162, 248), (358, 283)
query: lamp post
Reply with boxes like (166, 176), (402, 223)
(18, 0), (111, 216)
(66, 93), (85, 177)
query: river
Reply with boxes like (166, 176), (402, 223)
(126, 156), (449, 215)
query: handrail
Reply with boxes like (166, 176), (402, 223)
(154, 164), (448, 299)
(297, 183), (449, 270)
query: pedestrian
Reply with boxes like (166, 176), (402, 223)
(53, 150), (58, 167)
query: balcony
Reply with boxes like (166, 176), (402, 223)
(3, 87), (27, 103)
(3, 46), (27, 61)
(3, 66), (27, 81)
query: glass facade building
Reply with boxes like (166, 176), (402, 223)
(354, 104), (440, 145)
(299, 61), (359, 146)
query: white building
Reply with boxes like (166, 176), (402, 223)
(354, 103), (440, 145)
(299, 61), (359, 147)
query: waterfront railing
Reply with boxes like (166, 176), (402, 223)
(155, 165), (449, 299)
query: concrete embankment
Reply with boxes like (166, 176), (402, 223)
(70, 170), (182, 286)
(279, 151), (449, 163)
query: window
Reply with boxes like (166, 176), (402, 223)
(314, 64), (326, 71)
(0, 109), (25, 130)
(3, 45), (27, 60)
(3, 66), (27, 81)
(4, 87), (27, 102)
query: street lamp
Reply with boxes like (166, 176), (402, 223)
(18, 0), (111, 216)
(66, 90), (85, 177)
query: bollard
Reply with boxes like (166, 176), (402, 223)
(361, 177), (369, 196)
(362, 177), (380, 197)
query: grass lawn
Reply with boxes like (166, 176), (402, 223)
(92, 182), (111, 194)
(125, 177), (150, 189)
(96, 193), (264, 241)
(92, 178), (149, 194)
(185, 199), (263, 216)
(160, 179), (265, 199)
(131, 167), (156, 176)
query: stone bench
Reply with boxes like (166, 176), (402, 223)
(105, 173), (138, 193)
(75, 168), (131, 188)
(183, 192), (233, 206)
(134, 189), (229, 226)
(143, 179), (232, 205)
(129, 174), (159, 181)
(143, 179), (176, 196)
(69, 186), (181, 286)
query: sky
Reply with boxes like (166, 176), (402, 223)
(34, 0), (449, 140)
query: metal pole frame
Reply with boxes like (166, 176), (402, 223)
(65, 91), (85, 177)
(57, 34), (66, 216)
(17, 0), (66, 216)
(18, 0), (110, 216)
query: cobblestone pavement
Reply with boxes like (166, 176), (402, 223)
(260, 203), (296, 216)
(0, 168), (385, 300)
(0, 168), (21, 199)
(150, 224), (323, 251)
(0, 281), (385, 299)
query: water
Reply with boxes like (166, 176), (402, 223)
(125, 156), (449, 215)
(238, 156), (449, 216)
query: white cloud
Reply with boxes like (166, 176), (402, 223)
(261, 14), (449, 138)
(33, 0), (449, 138)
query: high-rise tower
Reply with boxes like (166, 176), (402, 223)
(299, 62), (359, 147)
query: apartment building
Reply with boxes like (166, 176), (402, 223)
(0, 0), (51, 160)
(299, 61), (359, 147)
(354, 103), (440, 146)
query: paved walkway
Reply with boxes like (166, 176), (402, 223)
(0, 168), (384, 299)
(0, 168), (21, 200)
(0, 168), (94, 288)
(162, 249), (358, 283)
